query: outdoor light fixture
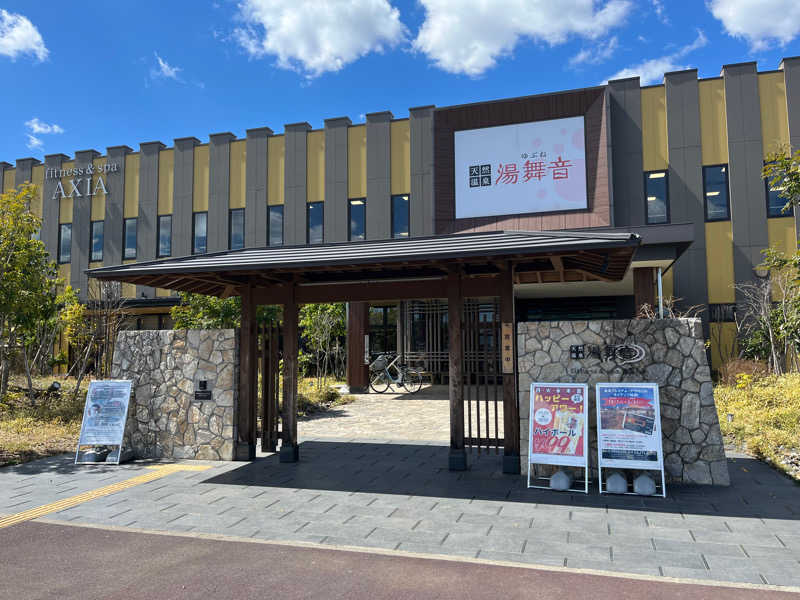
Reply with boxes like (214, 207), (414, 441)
(754, 266), (769, 278)
(649, 172), (666, 179)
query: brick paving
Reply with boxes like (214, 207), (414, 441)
(1, 392), (799, 588)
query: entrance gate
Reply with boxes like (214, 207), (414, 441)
(463, 299), (503, 453)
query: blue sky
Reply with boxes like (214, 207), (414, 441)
(1, 0), (799, 162)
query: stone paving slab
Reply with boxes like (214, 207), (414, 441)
(2, 436), (800, 589)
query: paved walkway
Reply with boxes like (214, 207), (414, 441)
(2, 520), (796, 599)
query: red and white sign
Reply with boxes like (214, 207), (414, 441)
(528, 383), (588, 468)
(455, 116), (588, 219)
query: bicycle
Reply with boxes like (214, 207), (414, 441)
(368, 353), (423, 394)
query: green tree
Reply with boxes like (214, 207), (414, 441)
(170, 292), (281, 329)
(299, 303), (346, 387)
(0, 184), (62, 399)
(763, 147), (800, 215)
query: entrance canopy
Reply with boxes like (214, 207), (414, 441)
(87, 230), (642, 302)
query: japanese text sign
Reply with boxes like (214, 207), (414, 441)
(528, 383), (588, 468)
(76, 380), (132, 460)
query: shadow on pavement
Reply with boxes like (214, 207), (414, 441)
(201, 440), (800, 519)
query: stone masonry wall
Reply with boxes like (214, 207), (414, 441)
(517, 319), (730, 486)
(111, 329), (238, 460)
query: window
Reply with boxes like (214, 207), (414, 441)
(703, 165), (730, 221)
(369, 305), (398, 356)
(193, 212), (207, 254)
(766, 169), (794, 218)
(644, 171), (669, 224)
(348, 198), (366, 241)
(90, 221), (104, 262)
(229, 208), (244, 250)
(307, 201), (323, 244)
(157, 215), (172, 258)
(123, 218), (137, 260)
(268, 205), (283, 246)
(391, 194), (409, 238)
(58, 223), (72, 264)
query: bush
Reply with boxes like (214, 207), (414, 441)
(718, 358), (769, 386)
(716, 373), (800, 480)
(296, 380), (353, 416)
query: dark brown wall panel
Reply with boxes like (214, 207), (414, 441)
(434, 87), (610, 234)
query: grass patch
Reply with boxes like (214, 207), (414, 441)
(0, 376), (87, 467)
(716, 373), (800, 481)
(297, 379), (354, 417)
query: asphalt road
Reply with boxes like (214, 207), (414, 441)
(0, 521), (796, 600)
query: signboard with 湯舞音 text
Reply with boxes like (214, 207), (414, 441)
(527, 383), (589, 492)
(75, 380), (132, 465)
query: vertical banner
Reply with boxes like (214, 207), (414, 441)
(596, 382), (666, 496)
(528, 383), (589, 491)
(75, 380), (132, 465)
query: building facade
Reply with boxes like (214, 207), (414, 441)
(2, 59), (799, 376)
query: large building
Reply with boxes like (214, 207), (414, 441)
(2, 59), (799, 384)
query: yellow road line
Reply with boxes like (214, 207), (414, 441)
(0, 464), (211, 530)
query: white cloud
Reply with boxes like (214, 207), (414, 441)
(412, 0), (631, 77)
(0, 9), (48, 62)
(651, 0), (668, 24)
(570, 36), (619, 67)
(26, 134), (43, 151)
(234, 0), (407, 78)
(25, 117), (64, 135)
(604, 30), (708, 84)
(708, 0), (800, 50)
(152, 52), (182, 80)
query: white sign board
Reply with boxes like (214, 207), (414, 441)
(596, 382), (666, 496)
(75, 380), (132, 464)
(454, 116), (587, 219)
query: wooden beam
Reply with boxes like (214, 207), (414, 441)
(280, 283), (299, 462)
(633, 266), (656, 317)
(447, 265), (466, 471)
(236, 283), (257, 460)
(346, 302), (370, 392)
(499, 262), (520, 474)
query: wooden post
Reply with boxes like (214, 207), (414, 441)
(500, 263), (520, 474)
(236, 283), (257, 460)
(633, 267), (656, 318)
(447, 265), (467, 471)
(261, 324), (277, 453)
(280, 285), (299, 462)
(346, 301), (370, 392)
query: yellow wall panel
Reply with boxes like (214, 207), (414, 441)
(58, 264), (70, 287)
(3, 168), (15, 192)
(705, 221), (736, 303)
(662, 267), (674, 299)
(59, 162), (75, 224)
(91, 157), (107, 222)
(710, 322), (738, 372)
(268, 136), (285, 205)
(391, 120), (410, 195)
(767, 217), (796, 255)
(193, 145), (209, 212)
(699, 79), (729, 165)
(124, 154), (140, 218)
(31, 164), (44, 219)
(157, 149), (174, 215)
(758, 72), (790, 157)
(156, 287), (171, 298)
(229, 140), (246, 209)
(348, 125), (367, 198)
(641, 86), (669, 171)
(306, 130), (325, 204)
(122, 259), (135, 298)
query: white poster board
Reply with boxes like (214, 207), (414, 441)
(595, 382), (666, 496)
(75, 380), (132, 465)
(527, 383), (589, 493)
(454, 116), (587, 219)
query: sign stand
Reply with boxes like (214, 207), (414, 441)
(596, 382), (666, 498)
(527, 383), (590, 494)
(75, 380), (133, 465)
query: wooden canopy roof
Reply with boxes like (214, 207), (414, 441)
(87, 230), (641, 303)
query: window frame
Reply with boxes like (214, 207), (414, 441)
(348, 198), (366, 241)
(90, 220), (104, 262)
(157, 214), (172, 258)
(268, 205), (284, 247)
(123, 217), (137, 260)
(306, 201), (324, 245)
(228, 208), (245, 251)
(58, 223), (72, 264)
(192, 211), (208, 255)
(702, 164), (731, 222)
(391, 194), (410, 239)
(765, 172), (794, 219)
(643, 170), (670, 225)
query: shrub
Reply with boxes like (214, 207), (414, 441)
(718, 358), (769, 386)
(296, 380), (354, 416)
